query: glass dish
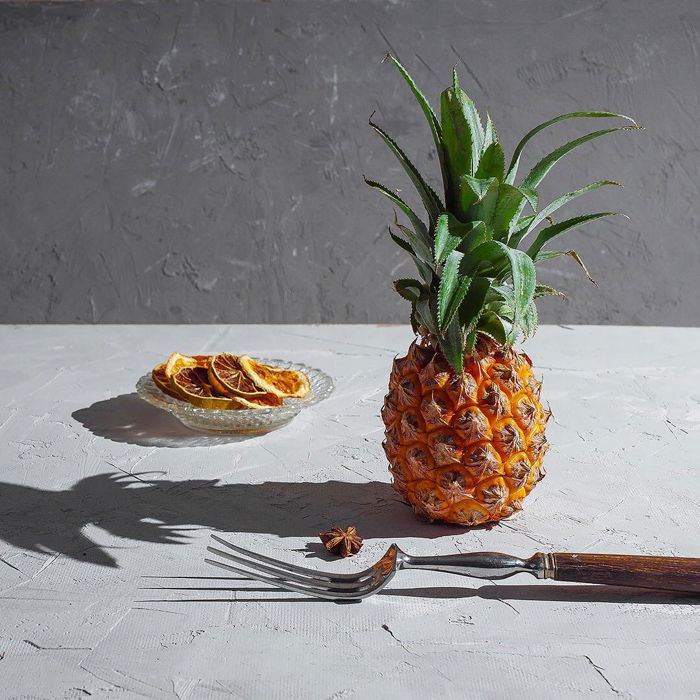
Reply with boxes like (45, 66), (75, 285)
(136, 359), (334, 435)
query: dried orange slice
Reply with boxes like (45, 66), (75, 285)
(164, 352), (209, 379)
(239, 355), (311, 398)
(208, 353), (282, 407)
(225, 393), (282, 409)
(152, 363), (182, 399)
(169, 366), (242, 410)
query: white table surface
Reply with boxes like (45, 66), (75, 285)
(1, 324), (699, 699)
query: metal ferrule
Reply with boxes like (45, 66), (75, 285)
(536, 552), (557, 579)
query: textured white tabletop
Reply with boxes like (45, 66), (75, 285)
(1, 324), (699, 699)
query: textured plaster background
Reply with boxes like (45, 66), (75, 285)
(1, 0), (698, 324)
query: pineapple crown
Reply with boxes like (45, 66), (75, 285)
(366, 54), (640, 372)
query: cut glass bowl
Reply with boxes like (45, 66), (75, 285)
(136, 359), (334, 435)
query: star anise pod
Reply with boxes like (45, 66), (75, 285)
(319, 526), (363, 558)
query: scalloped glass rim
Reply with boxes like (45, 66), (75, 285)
(136, 358), (334, 435)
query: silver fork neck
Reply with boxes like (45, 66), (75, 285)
(398, 550), (546, 580)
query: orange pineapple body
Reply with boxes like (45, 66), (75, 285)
(383, 338), (550, 525)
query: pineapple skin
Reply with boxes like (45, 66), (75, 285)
(382, 338), (551, 525)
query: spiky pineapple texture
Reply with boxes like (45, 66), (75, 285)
(367, 54), (639, 371)
(383, 337), (550, 525)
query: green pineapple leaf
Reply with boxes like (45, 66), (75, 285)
(521, 127), (637, 191)
(458, 175), (496, 217)
(460, 174), (496, 202)
(484, 286), (515, 325)
(363, 177), (429, 244)
(452, 68), (485, 149)
(491, 184), (529, 237)
(394, 217), (433, 263)
(455, 219), (489, 254)
(393, 278), (425, 302)
(534, 284), (566, 299)
(369, 114), (443, 224)
(477, 311), (511, 346)
(409, 305), (419, 333)
(521, 181), (621, 242)
(521, 300), (539, 339)
(483, 113), (497, 150)
(437, 250), (473, 331)
(464, 330), (478, 355)
(384, 54), (448, 193)
(389, 229), (434, 284)
(433, 214), (451, 264)
(458, 275), (491, 328)
(415, 296), (438, 334)
(440, 69), (484, 215)
(475, 141), (505, 180)
(511, 214), (536, 243)
(535, 249), (596, 284)
(441, 315), (465, 372)
(469, 178), (500, 229)
(471, 241), (536, 344)
(434, 214), (490, 264)
(443, 277), (473, 331)
(369, 61), (638, 352)
(519, 187), (538, 213)
(526, 211), (627, 260)
(505, 110), (640, 183)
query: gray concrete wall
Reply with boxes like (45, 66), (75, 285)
(0, 0), (698, 325)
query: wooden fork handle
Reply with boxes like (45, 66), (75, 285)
(544, 553), (700, 593)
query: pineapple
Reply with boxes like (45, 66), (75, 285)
(368, 55), (638, 525)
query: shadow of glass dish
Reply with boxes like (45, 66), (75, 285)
(72, 393), (255, 447)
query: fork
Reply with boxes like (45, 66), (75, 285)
(205, 534), (700, 601)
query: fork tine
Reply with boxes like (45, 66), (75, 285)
(210, 533), (370, 582)
(204, 558), (373, 601)
(206, 546), (376, 591)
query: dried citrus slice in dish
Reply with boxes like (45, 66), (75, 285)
(208, 353), (282, 407)
(164, 352), (209, 379)
(169, 366), (242, 410)
(239, 355), (311, 398)
(226, 393), (282, 409)
(152, 363), (182, 399)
